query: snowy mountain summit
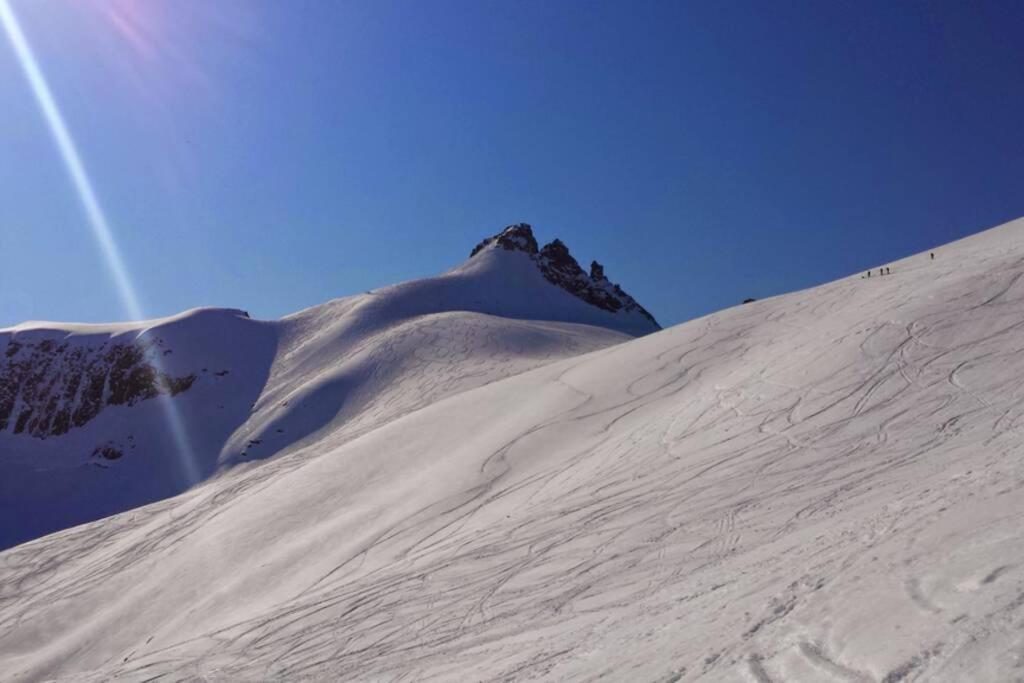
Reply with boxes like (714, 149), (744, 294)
(469, 223), (659, 331)
(0, 224), (652, 549)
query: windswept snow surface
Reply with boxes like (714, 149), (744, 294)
(6, 219), (1024, 681)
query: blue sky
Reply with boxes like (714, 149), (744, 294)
(2, 0), (1024, 328)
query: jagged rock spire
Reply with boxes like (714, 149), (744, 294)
(470, 224), (660, 329)
(470, 223), (538, 257)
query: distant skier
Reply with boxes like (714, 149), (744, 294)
(867, 271), (871, 278)
(931, 252), (935, 260)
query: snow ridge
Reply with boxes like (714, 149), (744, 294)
(0, 224), (644, 549)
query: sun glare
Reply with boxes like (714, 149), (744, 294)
(0, 0), (200, 485)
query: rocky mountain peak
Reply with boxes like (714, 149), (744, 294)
(470, 223), (539, 257)
(471, 224), (660, 330)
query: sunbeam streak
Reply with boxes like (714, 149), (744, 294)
(0, 1), (142, 322)
(1, 0), (200, 485)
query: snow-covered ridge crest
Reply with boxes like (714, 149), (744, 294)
(0, 242), (639, 548)
(0, 308), (252, 440)
(469, 223), (660, 330)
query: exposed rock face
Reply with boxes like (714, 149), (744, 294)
(470, 223), (539, 257)
(0, 336), (196, 439)
(92, 443), (125, 460)
(472, 224), (660, 329)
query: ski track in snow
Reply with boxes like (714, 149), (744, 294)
(5, 220), (1024, 680)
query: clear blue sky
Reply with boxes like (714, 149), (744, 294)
(3, 0), (1024, 328)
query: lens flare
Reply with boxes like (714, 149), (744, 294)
(1, 0), (200, 485)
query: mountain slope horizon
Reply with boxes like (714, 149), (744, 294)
(4, 217), (1024, 681)
(0, 224), (655, 549)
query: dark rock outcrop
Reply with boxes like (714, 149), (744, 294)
(470, 223), (539, 257)
(92, 443), (124, 460)
(0, 336), (196, 439)
(472, 224), (660, 329)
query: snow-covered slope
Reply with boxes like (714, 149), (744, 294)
(0, 308), (277, 549)
(6, 218), (1024, 682)
(0, 225), (645, 549)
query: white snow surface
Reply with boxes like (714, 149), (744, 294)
(0, 246), (633, 548)
(5, 219), (1024, 681)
